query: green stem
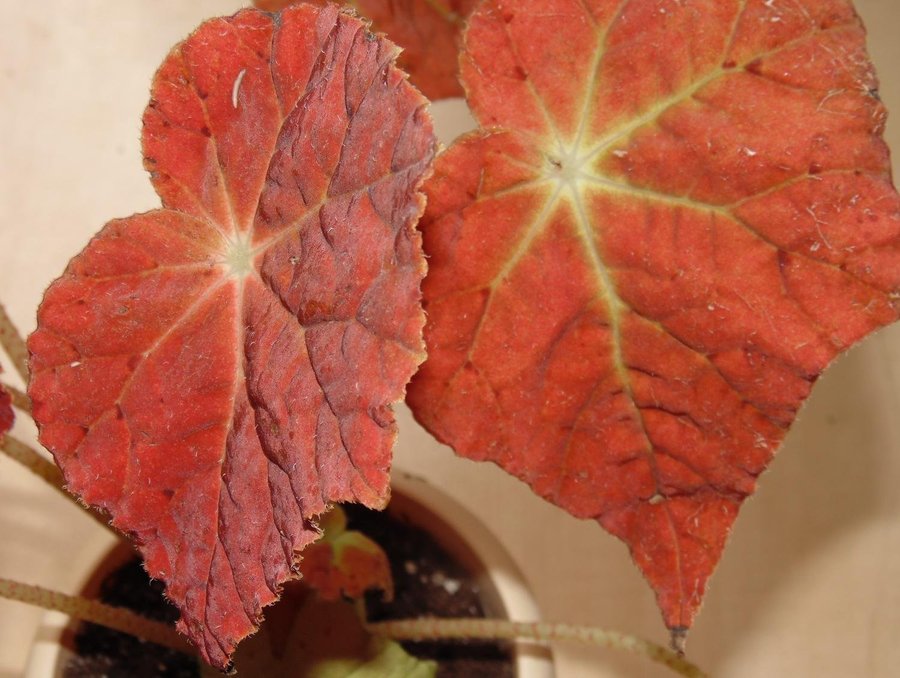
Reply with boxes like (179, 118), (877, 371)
(367, 618), (707, 678)
(0, 577), (191, 653)
(0, 302), (29, 383)
(0, 435), (119, 537)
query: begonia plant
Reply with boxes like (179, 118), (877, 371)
(1, 1), (898, 676)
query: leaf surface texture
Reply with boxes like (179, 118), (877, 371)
(28, 6), (436, 667)
(409, 0), (900, 632)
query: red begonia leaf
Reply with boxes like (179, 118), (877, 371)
(255, 0), (478, 99)
(301, 505), (394, 601)
(408, 0), (900, 638)
(27, 5), (435, 668)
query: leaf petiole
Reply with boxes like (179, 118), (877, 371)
(2, 381), (30, 413)
(0, 577), (190, 653)
(366, 618), (708, 678)
(0, 302), (29, 383)
(0, 435), (119, 538)
(0, 578), (707, 677)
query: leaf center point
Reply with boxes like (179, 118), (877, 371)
(224, 236), (254, 278)
(546, 149), (590, 189)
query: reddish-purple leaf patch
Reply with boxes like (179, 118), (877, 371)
(28, 5), (435, 668)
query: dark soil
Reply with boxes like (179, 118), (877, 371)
(63, 558), (197, 678)
(64, 503), (515, 677)
(346, 504), (515, 678)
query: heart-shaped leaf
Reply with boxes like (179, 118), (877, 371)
(28, 5), (435, 668)
(408, 0), (900, 636)
(255, 0), (478, 99)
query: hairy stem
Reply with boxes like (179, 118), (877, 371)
(0, 435), (119, 537)
(0, 579), (706, 677)
(2, 382), (30, 413)
(0, 303), (29, 383)
(1, 435), (64, 487)
(367, 618), (707, 678)
(0, 578), (190, 653)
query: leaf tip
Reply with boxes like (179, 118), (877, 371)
(670, 626), (688, 657)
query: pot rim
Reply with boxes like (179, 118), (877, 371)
(25, 474), (555, 677)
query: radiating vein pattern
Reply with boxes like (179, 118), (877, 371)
(28, 5), (436, 669)
(409, 0), (900, 633)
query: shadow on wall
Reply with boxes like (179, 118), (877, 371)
(699, 326), (900, 672)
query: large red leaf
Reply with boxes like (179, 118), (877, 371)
(27, 5), (435, 668)
(255, 0), (478, 99)
(408, 0), (900, 638)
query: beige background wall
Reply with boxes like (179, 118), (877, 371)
(1, 2), (898, 676)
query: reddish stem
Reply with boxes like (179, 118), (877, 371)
(0, 302), (29, 383)
(0, 435), (118, 537)
(0, 577), (190, 653)
(367, 618), (707, 678)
